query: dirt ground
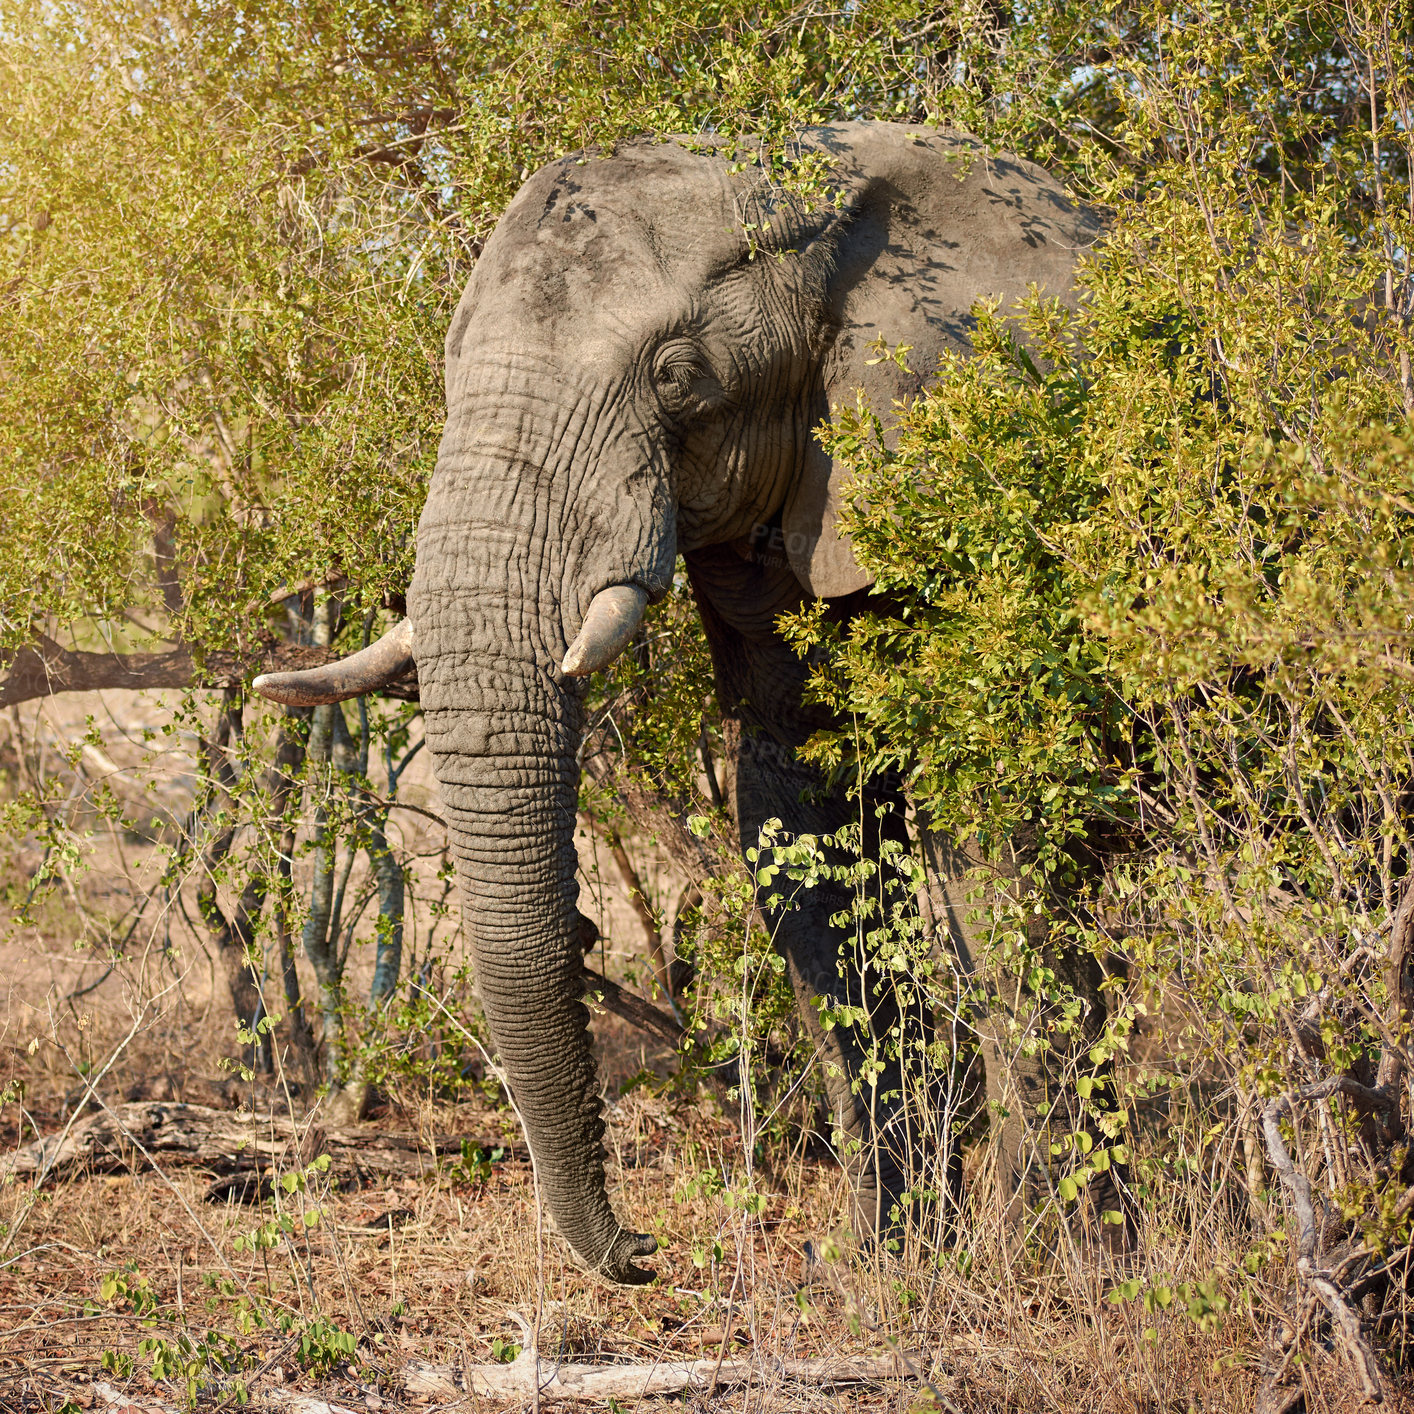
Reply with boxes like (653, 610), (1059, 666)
(0, 691), (1397, 1414)
(0, 1095), (1270, 1414)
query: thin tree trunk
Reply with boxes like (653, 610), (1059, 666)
(194, 692), (265, 1069)
(297, 596), (353, 1087)
(300, 698), (343, 1078)
(368, 810), (405, 1006)
(268, 710), (318, 1085)
(275, 890), (318, 1086)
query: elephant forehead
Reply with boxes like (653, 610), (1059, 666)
(474, 152), (740, 316)
(470, 225), (675, 346)
(512, 144), (738, 249)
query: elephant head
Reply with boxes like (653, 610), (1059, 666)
(254, 122), (1099, 1283)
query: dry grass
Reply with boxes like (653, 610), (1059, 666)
(1, 1016), (1385, 1414)
(0, 1081), (1274, 1414)
(1, 693), (1409, 1413)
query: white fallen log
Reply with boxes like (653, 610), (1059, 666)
(93, 1381), (164, 1412)
(93, 1380), (362, 1414)
(404, 1350), (921, 1402)
(263, 1393), (363, 1414)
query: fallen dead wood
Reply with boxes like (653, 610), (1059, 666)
(82, 1339), (925, 1410)
(3, 1101), (520, 1187)
(93, 1381), (362, 1414)
(404, 1350), (922, 1402)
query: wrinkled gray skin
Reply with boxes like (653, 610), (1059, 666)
(260, 123), (1100, 1283)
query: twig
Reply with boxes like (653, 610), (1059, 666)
(0, 1240), (95, 1274)
(1260, 1080), (1393, 1402)
(64, 962), (117, 1003)
(580, 813), (679, 1016)
(61, 1066), (257, 1302)
(582, 966), (684, 1045)
(0, 989), (164, 1257)
(66, 889), (154, 1001)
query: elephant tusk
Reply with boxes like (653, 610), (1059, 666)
(560, 585), (648, 677)
(252, 618), (415, 706)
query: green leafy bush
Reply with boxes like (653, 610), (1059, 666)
(777, 0), (1414, 1388)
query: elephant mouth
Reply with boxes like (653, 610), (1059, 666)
(250, 577), (651, 705)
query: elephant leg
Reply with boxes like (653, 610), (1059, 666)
(920, 827), (1042, 1218)
(688, 545), (958, 1246)
(920, 825), (1127, 1249)
(733, 737), (920, 1239)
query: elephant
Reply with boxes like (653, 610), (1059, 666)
(254, 122), (1101, 1284)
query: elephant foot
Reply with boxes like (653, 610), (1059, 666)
(851, 1171), (906, 1247)
(846, 1137), (920, 1255)
(582, 1227), (658, 1286)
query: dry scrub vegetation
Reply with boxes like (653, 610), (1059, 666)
(5, 1), (1414, 1411)
(0, 691), (1403, 1414)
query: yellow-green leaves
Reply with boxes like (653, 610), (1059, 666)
(2, 0), (951, 661)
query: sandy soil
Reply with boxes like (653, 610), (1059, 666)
(0, 692), (1394, 1414)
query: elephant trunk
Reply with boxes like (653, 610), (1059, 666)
(430, 711), (654, 1281)
(407, 369), (671, 1283)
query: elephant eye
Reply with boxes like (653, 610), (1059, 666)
(650, 342), (720, 414)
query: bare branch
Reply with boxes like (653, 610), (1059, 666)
(0, 633), (418, 709)
(581, 812), (675, 1006)
(1377, 878), (1414, 1124)
(1261, 1079), (1395, 1403)
(1302, 1263), (1385, 1403)
(1262, 1078), (1397, 1260)
(582, 966), (683, 1047)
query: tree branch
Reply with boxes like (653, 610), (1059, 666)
(1260, 1079), (1395, 1405)
(0, 633), (418, 708)
(1262, 1078), (1397, 1261)
(582, 966), (683, 1046)
(580, 812), (676, 1007)
(1377, 877), (1414, 1129)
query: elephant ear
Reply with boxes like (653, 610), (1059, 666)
(781, 123), (1101, 598)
